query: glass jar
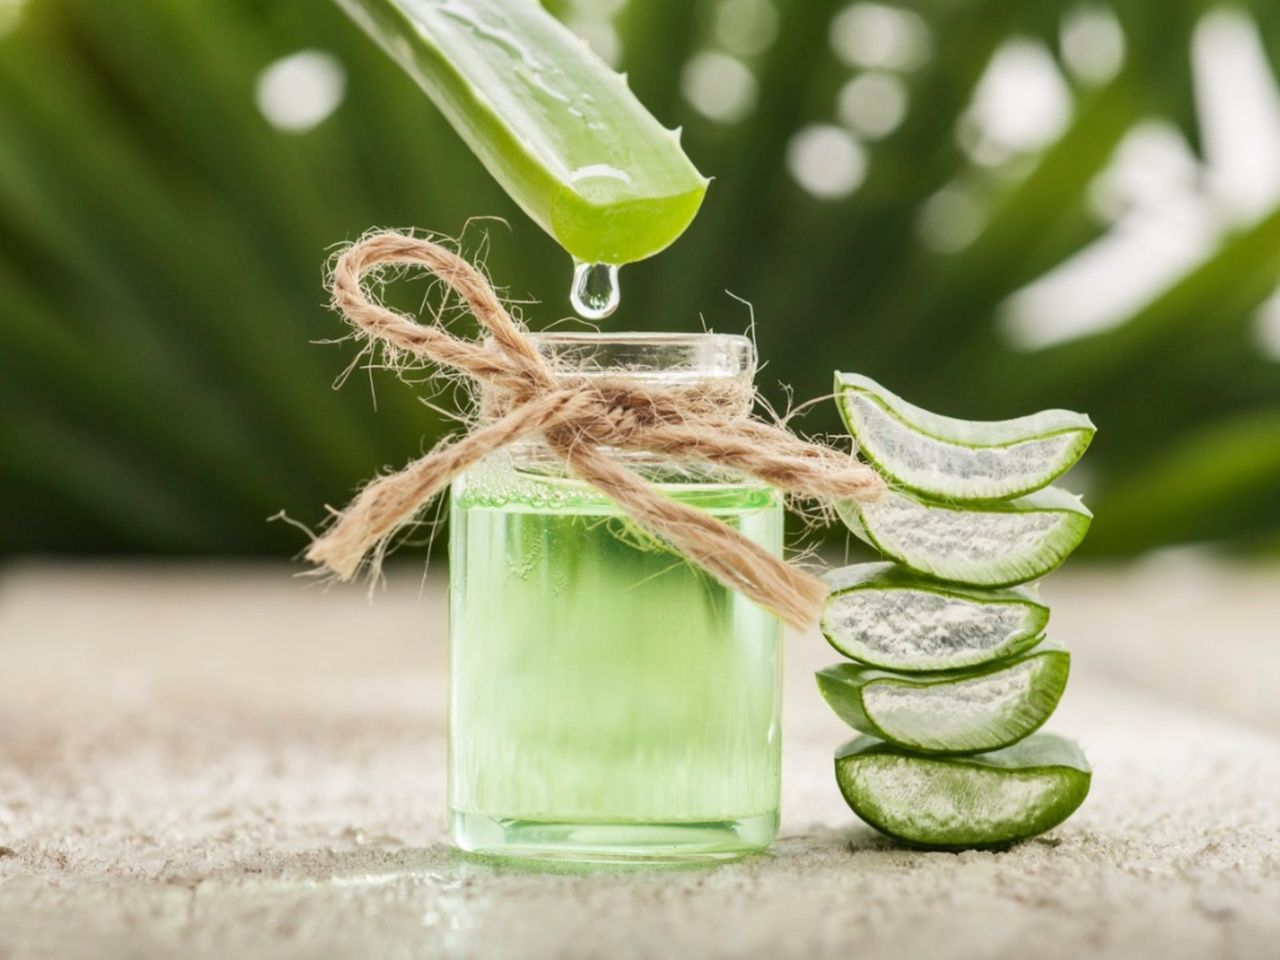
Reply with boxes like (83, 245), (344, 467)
(447, 332), (783, 862)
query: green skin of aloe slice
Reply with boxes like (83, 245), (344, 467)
(835, 372), (1095, 503)
(816, 643), (1069, 755)
(335, 0), (708, 265)
(821, 562), (1049, 671)
(835, 733), (1092, 850)
(837, 486), (1092, 588)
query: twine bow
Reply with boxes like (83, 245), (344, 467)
(306, 231), (885, 628)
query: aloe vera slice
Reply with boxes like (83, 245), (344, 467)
(835, 733), (1091, 849)
(817, 643), (1068, 754)
(335, 0), (708, 265)
(837, 486), (1092, 587)
(835, 373), (1095, 502)
(821, 562), (1048, 671)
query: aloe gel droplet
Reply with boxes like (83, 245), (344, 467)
(570, 261), (621, 319)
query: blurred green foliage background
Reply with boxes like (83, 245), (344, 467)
(2, 0), (1280, 560)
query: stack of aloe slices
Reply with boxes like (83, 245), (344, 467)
(820, 374), (1096, 849)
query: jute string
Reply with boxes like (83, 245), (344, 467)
(306, 231), (886, 628)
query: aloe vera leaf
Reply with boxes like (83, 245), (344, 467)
(834, 733), (1092, 850)
(835, 372), (1095, 502)
(334, 0), (708, 265)
(837, 486), (1092, 588)
(821, 563), (1049, 671)
(817, 643), (1068, 755)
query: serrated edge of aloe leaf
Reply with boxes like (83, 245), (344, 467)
(834, 372), (1096, 450)
(837, 487), (1093, 588)
(820, 562), (1050, 670)
(834, 373), (1095, 501)
(833, 732), (1092, 850)
(816, 643), (1069, 755)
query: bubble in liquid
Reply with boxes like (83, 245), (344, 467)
(570, 261), (621, 320)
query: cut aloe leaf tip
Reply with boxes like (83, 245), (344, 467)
(336, 0), (708, 266)
(837, 486), (1092, 588)
(835, 733), (1092, 849)
(817, 642), (1069, 755)
(821, 562), (1049, 671)
(835, 373), (1095, 502)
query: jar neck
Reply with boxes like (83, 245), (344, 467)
(529, 330), (753, 374)
(480, 331), (757, 468)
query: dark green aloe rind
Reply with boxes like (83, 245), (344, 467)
(820, 562), (1049, 671)
(816, 643), (1069, 754)
(836, 487), (1092, 588)
(334, 0), (708, 265)
(835, 372), (1095, 503)
(834, 733), (1092, 850)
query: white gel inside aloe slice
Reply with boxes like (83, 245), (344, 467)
(836, 373), (1094, 501)
(822, 563), (1046, 671)
(817, 645), (1068, 754)
(838, 487), (1092, 588)
(862, 655), (1060, 753)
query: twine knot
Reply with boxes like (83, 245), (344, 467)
(306, 230), (885, 628)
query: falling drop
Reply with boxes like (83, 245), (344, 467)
(570, 261), (621, 320)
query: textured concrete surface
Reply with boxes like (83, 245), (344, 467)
(0, 561), (1278, 960)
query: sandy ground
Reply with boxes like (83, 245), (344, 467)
(0, 561), (1277, 959)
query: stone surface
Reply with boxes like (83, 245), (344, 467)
(0, 562), (1278, 959)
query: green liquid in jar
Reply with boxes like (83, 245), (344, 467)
(447, 453), (784, 862)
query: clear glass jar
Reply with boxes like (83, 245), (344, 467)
(447, 332), (783, 862)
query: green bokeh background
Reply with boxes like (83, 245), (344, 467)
(3, 0), (1279, 560)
